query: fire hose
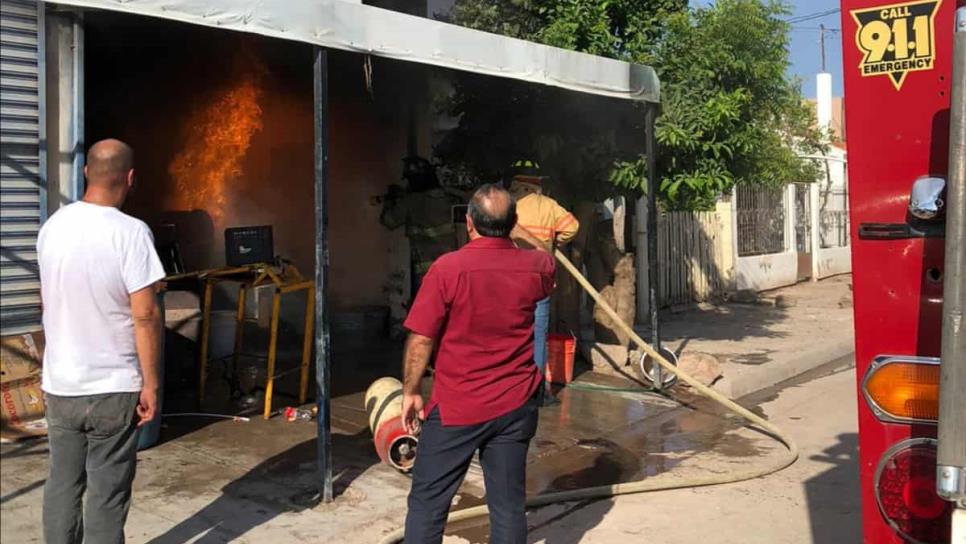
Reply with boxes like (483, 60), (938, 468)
(377, 249), (800, 544)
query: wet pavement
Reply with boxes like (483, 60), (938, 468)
(445, 357), (853, 543)
(444, 373), (772, 542)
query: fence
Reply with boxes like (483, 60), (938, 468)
(643, 180), (850, 308)
(655, 210), (728, 307)
(735, 185), (786, 257)
(820, 210), (849, 248)
(819, 188), (849, 248)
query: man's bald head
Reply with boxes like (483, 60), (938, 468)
(468, 183), (517, 238)
(85, 139), (134, 189)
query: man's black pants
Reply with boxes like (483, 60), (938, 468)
(404, 393), (539, 544)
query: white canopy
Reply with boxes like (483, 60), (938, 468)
(46, 0), (660, 103)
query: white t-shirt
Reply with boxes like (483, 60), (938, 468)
(38, 201), (165, 396)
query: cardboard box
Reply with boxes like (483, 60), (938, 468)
(1, 331), (44, 381)
(0, 332), (47, 441)
(0, 376), (47, 441)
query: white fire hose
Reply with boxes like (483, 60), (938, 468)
(377, 249), (800, 544)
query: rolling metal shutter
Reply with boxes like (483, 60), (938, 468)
(1, 0), (44, 335)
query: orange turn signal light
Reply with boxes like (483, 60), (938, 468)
(863, 357), (940, 424)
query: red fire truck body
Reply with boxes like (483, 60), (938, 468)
(840, 0), (964, 542)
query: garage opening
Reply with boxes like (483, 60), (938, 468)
(84, 10), (430, 414)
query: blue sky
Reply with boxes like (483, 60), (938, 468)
(690, 0), (845, 98)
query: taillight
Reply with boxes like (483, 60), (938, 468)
(862, 356), (940, 424)
(875, 438), (952, 544)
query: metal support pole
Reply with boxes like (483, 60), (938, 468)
(70, 12), (84, 200)
(313, 46), (334, 503)
(937, 6), (966, 506)
(635, 196), (649, 322)
(644, 103), (662, 387)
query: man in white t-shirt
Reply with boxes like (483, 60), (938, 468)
(38, 138), (165, 544)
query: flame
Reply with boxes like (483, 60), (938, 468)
(168, 73), (263, 222)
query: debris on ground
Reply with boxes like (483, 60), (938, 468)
(731, 289), (760, 304)
(675, 352), (723, 388)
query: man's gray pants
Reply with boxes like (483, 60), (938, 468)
(43, 392), (140, 544)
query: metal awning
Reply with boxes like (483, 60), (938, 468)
(45, 0), (659, 103)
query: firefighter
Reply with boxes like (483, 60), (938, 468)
(506, 159), (579, 404)
(381, 156), (463, 292)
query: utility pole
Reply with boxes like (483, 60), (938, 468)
(819, 24), (827, 73)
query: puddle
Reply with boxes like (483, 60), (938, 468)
(552, 440), (641, 492)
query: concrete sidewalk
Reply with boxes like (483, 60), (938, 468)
(661, 274), (854, 398)
(582, 274), (854, 399)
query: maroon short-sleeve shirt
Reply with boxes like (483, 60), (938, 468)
(403, 236), (555, 426)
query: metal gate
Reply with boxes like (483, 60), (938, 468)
(794, 183), (812, 281)
(735, 184), (786, 257)
(0, 0), (45, 335)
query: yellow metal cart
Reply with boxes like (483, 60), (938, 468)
(188, 263), (314, 419)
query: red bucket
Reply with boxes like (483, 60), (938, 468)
(546, 333), (577, 385)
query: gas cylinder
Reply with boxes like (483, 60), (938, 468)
(364, 377), (418, 472)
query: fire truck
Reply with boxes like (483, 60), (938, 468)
(840, 0), (965, 542)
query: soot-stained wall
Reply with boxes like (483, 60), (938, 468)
(84, 12), (419, 311)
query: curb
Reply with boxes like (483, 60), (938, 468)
(711, 336), (855, 399)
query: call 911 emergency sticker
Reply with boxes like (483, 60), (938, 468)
(851, 0), (941, 89)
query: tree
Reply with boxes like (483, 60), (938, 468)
(438, 0), (824, 210)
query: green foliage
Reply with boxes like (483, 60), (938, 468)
(447, 0), (684, 60)
(650, 1), (825, 208)
(440, 0), (825, 210)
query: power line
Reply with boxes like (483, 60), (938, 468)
(787, 7), (839, 23)
(786, 8), (840, 24)
(788, 11), (839, 24)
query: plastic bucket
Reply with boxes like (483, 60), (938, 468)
(546, 333), (576, 385)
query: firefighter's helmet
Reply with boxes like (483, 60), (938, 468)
(402, 156), (439, 192)
(508, 159), (543, 179)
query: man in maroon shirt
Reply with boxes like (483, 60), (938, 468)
(400, 183), (555, 543)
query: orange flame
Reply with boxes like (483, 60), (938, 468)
(168, 74), (263, 222)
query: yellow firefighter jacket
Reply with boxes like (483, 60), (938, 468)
(510, 180), (579, 245)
